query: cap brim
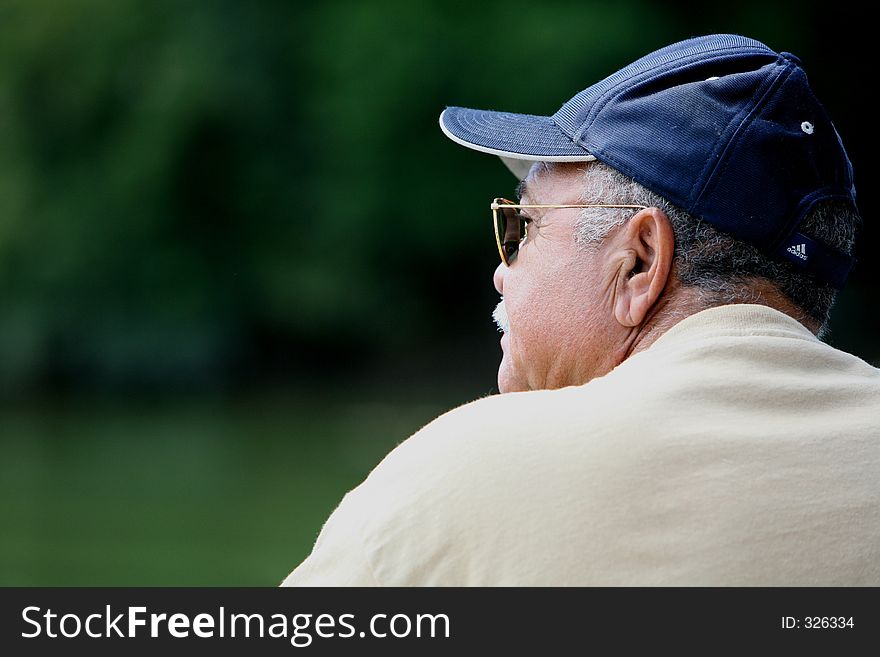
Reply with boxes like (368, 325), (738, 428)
(439, 106), (596, 179)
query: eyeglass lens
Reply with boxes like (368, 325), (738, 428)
(496, 203), (525, 264)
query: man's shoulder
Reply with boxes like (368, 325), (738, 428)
(379, 385), (618, 461)
(353, 380), (638, 510)
(332, 374), (678, 584)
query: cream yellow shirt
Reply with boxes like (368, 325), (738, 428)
(282, 304), (880, 585)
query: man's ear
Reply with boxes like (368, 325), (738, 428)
(613, 207), (675, 328)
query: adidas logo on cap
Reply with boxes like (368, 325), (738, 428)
(787, 243), (808, 261)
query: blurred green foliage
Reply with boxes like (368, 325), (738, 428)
(0, 0), (875, 399)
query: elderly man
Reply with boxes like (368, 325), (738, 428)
(282, 34), (879, 585)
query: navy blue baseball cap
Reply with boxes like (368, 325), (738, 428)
(439, 34), (858, 289)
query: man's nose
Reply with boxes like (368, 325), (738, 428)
(493, 261), (505, 295)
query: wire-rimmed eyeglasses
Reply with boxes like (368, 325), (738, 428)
(491, 198), (648, 266)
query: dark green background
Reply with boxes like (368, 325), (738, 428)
(0, 0), (875, 584)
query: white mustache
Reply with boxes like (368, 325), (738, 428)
(492, 298), (509, 333)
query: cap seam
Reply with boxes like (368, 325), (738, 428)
(570, 46), (774, 144)
(690, 60), (793, 209)
(579, 65), (788, 211)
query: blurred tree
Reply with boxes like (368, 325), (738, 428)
(0, 0), (874, 399)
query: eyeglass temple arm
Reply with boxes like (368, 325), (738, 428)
(491, 201), (648, 210)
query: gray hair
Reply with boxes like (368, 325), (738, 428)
(574, 162), (860, 339)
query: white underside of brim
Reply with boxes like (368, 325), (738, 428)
(438, 109), (596, 179)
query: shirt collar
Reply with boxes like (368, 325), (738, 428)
(647, 303), (819, 353)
